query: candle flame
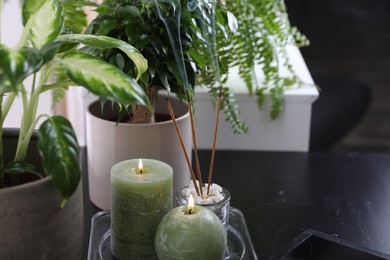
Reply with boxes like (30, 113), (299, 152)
(188, 194), (194, 212)
(138, 159), (143, 174)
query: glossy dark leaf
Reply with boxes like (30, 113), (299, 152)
(115, 53), (125, 70)
(38, 116), (80, 207)
(0, 45), (44, 91)
(140, 69), (151, 87)
(159, 72), (171, 92)
(98, 18), (117, 35)
(5, 161), (43, 177)
(188, 49), (206, 69)
(120, 5), (140, 17)
(95, 5), (114, 14)
(4, 161), (43, 186)
(40, 41), (63, 62)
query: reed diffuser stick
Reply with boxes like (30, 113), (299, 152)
(207, 87), (223, 195)
(187, 97), (203, 196)
(166, 99), (201, 197)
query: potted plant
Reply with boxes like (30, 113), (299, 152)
(192, 0), (316, 151)
(0, 0), (149, 259)
(82, 0), (309, 208)
(83, 0), (203, 209)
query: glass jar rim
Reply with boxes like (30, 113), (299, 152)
(176, 185), (231, 207)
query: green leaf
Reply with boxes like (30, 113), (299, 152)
(159, 71), (170, 92)
(255, 88), (266, 110)
(188, 49), (206, 69)
(120, 5), (140, 17)
(5, 161), (43, 178)
(40, 41), (63, 62)
(39, 63), (75, 93)
(210, 87), (248, 134)
(46, 40), (79, 55)
(0, 72), (12, 95)
(97, 18), (117, 35)
(23, 0), (64, 48)
(270, 87), (285, 120)
(0, 45), (44, 91)
(52, 86), (68, 108)
(60, 51), (149, 106)
(4, 161), (44, 186)
(62, 0), (88, 33)
(226, 11), (238, 33)
(56, 34), (148, 80)
(38, 116), (80, 207)
(21, 0), (45, 25)
(95, 5), (114, 14)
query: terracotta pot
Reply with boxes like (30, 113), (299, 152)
(0, 129), (84, 260)
(86, 95), (192, 210)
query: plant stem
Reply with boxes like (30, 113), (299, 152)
(1, 92), (16, 125)
(130, 85), (158, 123)
(15, 75), (40, 161)
(0, 92), (15, 186)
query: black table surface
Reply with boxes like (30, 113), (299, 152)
(82, 149), (390, 259)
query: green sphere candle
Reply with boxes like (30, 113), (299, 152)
(155, 196), (227, 260)
(111, 159), (173, 260)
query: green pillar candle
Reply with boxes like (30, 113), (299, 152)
(111, 158), (173, 260)
(155, 196), (227, 260)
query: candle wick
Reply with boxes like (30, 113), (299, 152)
(140, 170), (143, 174)
(189, 209), (192, 215)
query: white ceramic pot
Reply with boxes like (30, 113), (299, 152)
(86, 95), (192, 210)
(0, 130), (84, 260)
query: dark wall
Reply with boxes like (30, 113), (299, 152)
(285, 0), (390, 151)
(286, 0), (390, 68)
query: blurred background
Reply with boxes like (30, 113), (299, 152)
(3, 0), (390, 152)
(287, 0), (390, 152)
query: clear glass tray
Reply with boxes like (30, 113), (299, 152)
(88, 207), (258, 260)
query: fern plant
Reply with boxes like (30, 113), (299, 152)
(207, 0), (309, 123)
(86, 0), (308, 132)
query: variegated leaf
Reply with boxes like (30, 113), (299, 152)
(22, 0), (64, 48)
(60, 51), (149, 106)
(57, 34), (147, 80)
(0, 44), (44, 91)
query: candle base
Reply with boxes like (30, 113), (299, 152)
(111, 234), (157, 260)
(87, 209), (258, 260)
